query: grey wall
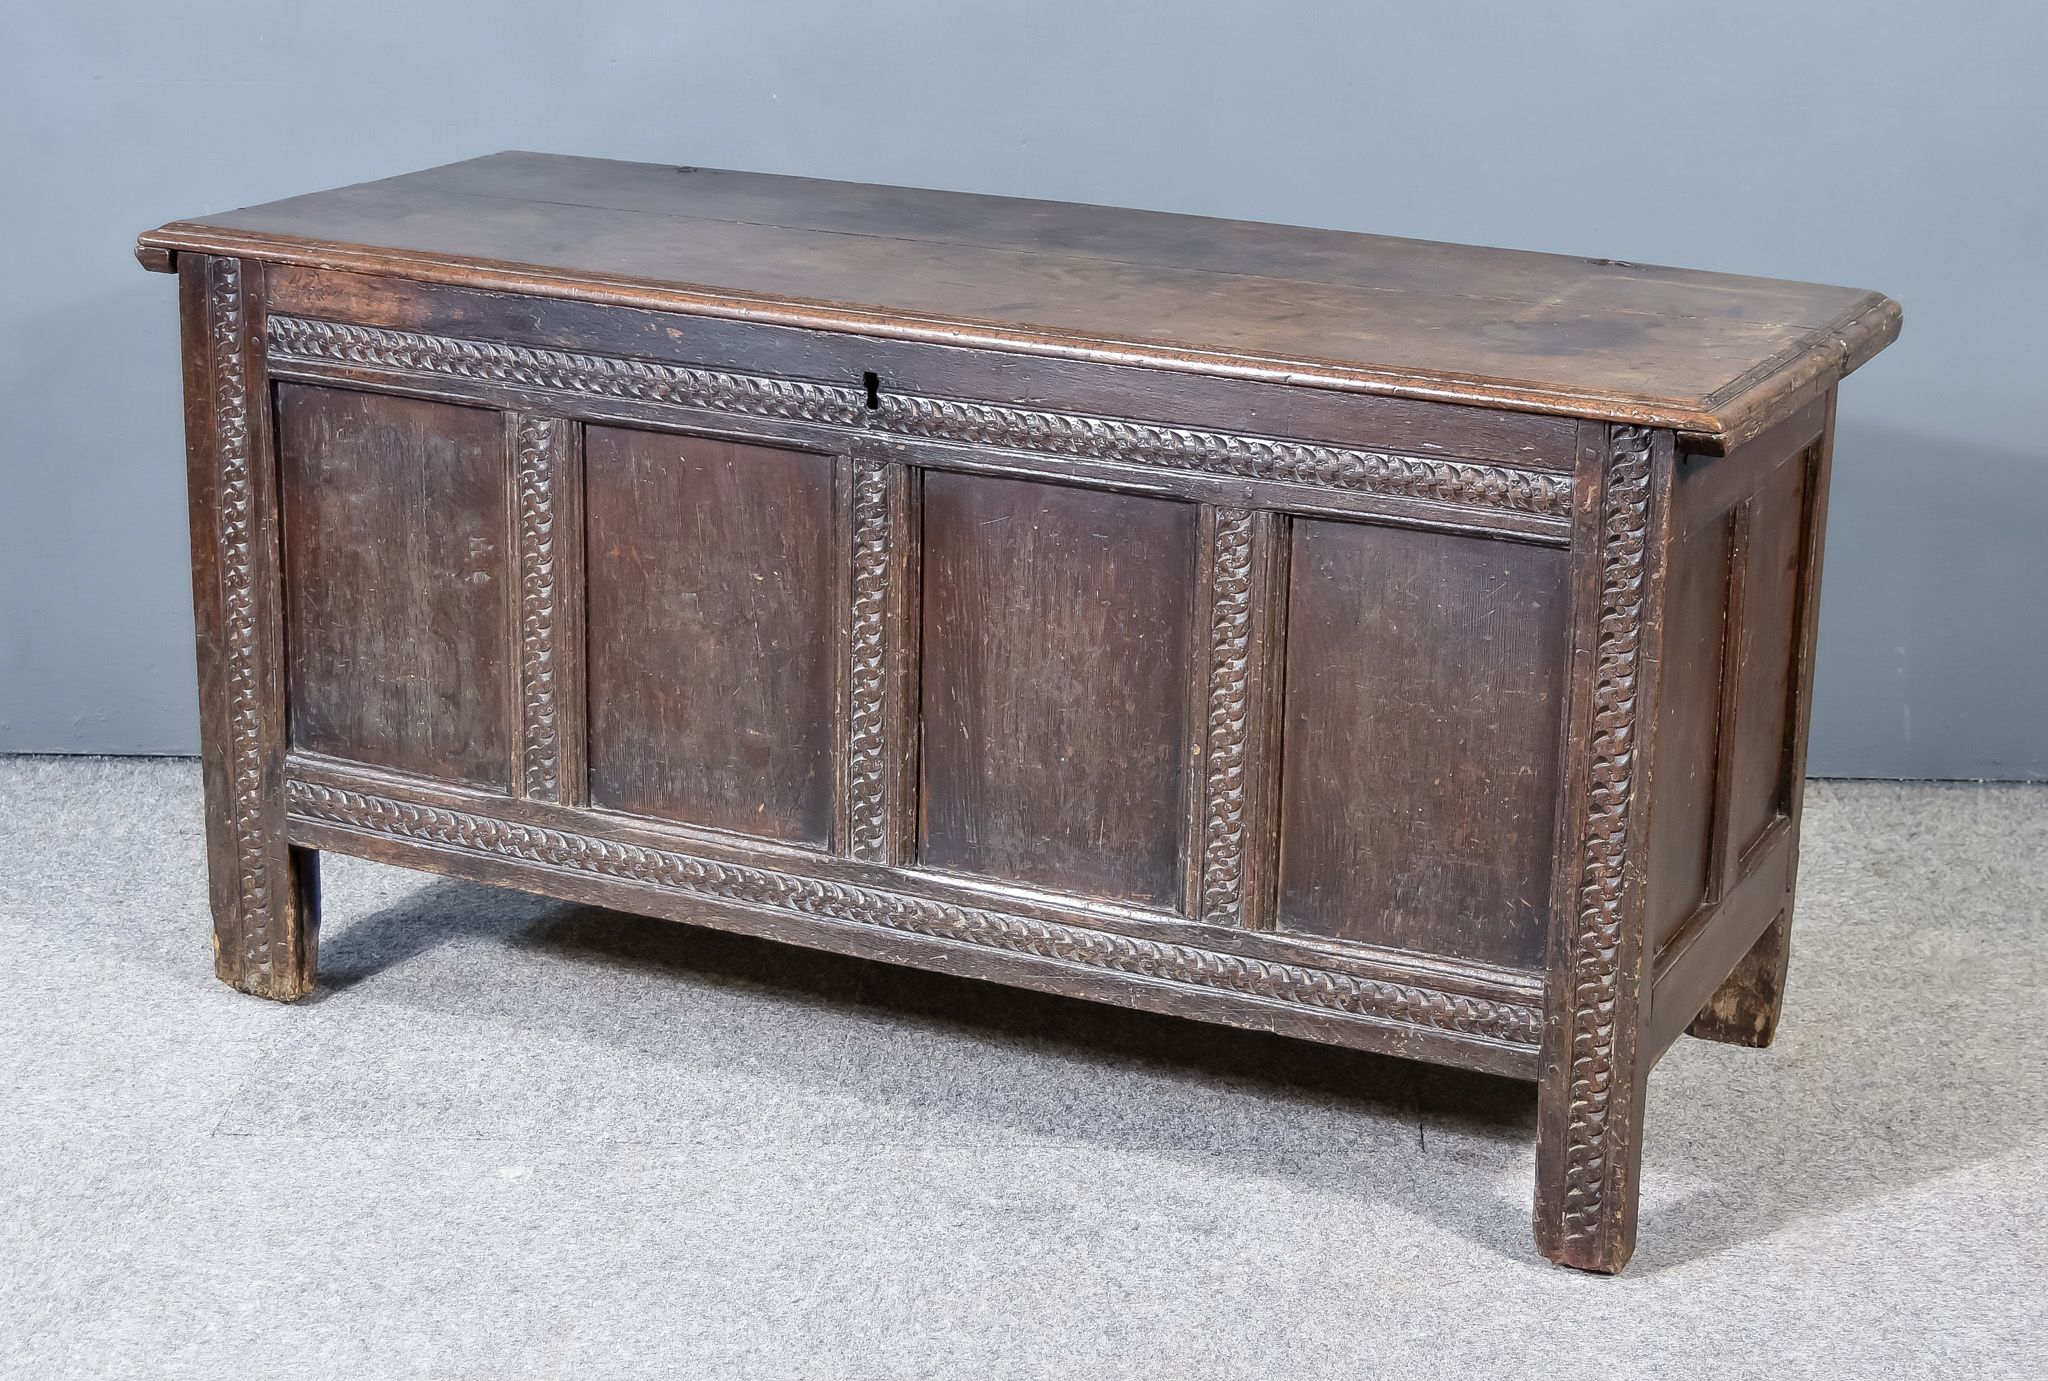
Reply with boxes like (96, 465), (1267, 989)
(4, 1), (2044, 777)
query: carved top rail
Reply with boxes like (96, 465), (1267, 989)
(267, 314), (1574, 537)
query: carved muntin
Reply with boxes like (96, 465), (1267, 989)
(846, 455), (918, 866)
(1194, 507), (1287, 930)
(511, 413), (585, 806)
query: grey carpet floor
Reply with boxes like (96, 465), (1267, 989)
(1, 757), (2042, 1379)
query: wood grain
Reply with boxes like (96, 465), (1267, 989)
(584, 425), (840, 845)
(261, 263), (1584, 470)
(1689, 909), (1792, 1047)
(511, 413), (586, 805)
(140, 152), (1902, 447)
(1725, 454), (1809, 864)
(1645, 505), (1733, 951)
(1275, 520), (1570, 969)
(182, 256), (318, 1000)
(276, 383), (515, 789)
(259, 313), (1575, 543)
(1534, 423), (1672, 1275)
(919, 473), (1197, 907)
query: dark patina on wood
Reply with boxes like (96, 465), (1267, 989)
(141, 153), (1899, 1273)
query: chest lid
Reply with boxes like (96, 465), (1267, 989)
(140, 151), (1900, 452)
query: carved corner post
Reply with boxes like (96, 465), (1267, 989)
(179, 254), (318, 1000)
(1534, 421), (1674, 1273)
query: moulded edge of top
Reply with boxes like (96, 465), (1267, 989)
(134, 225), (1903, 456)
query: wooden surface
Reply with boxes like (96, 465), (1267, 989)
(178, 255), (318, 1002)
(1276, 520), (1569, 969)
(276, 384), (514, 790)
(139, 152), (1900, 449)
(146, 149), (1900, 1272)
(584, 427), (841, 845)
(918, 473), (1197, 906)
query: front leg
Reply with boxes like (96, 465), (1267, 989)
(1533, 421), (1668, 1273)
(181, 252), (318, 1000)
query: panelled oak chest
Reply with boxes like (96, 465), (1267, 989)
(138, 153), (1900, 1272)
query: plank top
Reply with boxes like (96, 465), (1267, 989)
(140, 151), (1900, 447)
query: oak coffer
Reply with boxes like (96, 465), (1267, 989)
(138, 152), (1900, 1273)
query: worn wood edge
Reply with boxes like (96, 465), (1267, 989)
(1679, 293), (1900, 455)
(1643, 832), (1793, 1062)
(138, 221), (1876, 435)
(1673, 394), (1827, 540)
(1686, 910), (1790, 1048)
(179, 257), (240, 971)
(190, 254), (316, 1002)
(239, 258), (318, 1000)
(277, 757), (1546, 1051)
(1536, 421), (1610, 1245)
(207, 254), (275, 985)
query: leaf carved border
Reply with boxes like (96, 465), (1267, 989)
(514, 415), (571, 803)
(209, 257), (274, 970)
(283, 779), (1544, 1050)
(1198, 508), (1256, 925)
(267, 316), (1571, 522)
(1559, 423), (1655, 1246)
(847, 457), (892, 862)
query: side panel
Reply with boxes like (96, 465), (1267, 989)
(918, 473), (1198, 907)
(1725, 455), (1808, 861)
(276, 382), (514, 789)
(1644, 398), (1825, 973)
(584, 426), (841, 846)
(1646, 507), (1733, 950)
(1644, 393), (1832, 1062)
(1275, 520), (1570, 970)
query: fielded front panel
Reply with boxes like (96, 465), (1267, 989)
(249, 261), (1578, 1062)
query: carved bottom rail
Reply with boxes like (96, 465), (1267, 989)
(282, 773), (1545, 1072)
